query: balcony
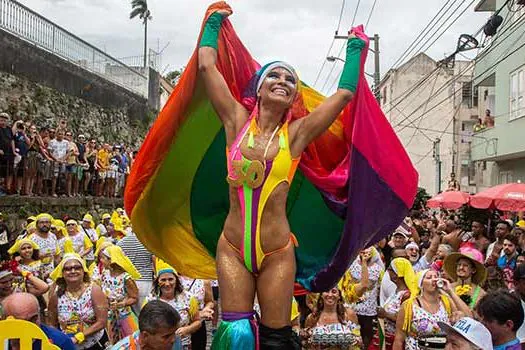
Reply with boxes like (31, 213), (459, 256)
(471, 116), (525, 161)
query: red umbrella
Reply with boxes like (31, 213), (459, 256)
(470, 183), (525, 211)
(427, 191), (470, 210)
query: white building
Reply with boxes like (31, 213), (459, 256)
(378, 53), (478, 194)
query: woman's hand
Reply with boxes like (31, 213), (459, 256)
(200, 307), (214, 320)
(175, 326), (189, 337)
(215, 3), (232, 17)
(376, 306), (387, 319)
(438, 278), (452, 295)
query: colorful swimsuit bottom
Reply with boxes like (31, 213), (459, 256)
(226, 116), (300, 274)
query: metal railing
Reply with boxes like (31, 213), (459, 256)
(0, 0), (148, 97)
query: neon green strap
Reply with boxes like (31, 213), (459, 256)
(338, 38), (366, 92)
(199, 12), (224, 49)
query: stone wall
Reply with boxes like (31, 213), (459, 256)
(0, 196), (123, 238)
(0, 70), (152, 147)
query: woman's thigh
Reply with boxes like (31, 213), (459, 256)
(256, 243), (296, 328)
(216, 235), (256, 313)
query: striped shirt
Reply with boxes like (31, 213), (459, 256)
(117, 232), (153, 281)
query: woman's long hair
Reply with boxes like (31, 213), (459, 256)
(311, 289), (346, 325)
(152, 272), (184, 299)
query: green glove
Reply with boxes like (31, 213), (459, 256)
(199, 12), (224, 50)
(338, 38), (366, 92)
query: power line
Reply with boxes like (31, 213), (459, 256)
(351, 0), (362, 27)
(387, 10), (525, 117)
(365, 0), (379, 28)
(313, 0), (347, 88)
(395, 27), (525, 133)
(389, 0), (456, 70)
(389, 13), (525, 129)
(419, 0), (479, 54)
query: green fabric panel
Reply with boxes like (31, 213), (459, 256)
(144, 84), (222, 239)
(288, 171), (344, 286)
(190, 128), (229, 257)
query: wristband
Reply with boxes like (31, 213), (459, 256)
(199, 12), (224, 49)
(74, 332), (85, 344)
(338, 37), (366, 92)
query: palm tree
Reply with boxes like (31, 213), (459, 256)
(130, 0), (152, 68)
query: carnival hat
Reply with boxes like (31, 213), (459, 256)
(444, 246), (487, 285)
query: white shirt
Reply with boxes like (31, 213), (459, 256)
(48, 139), (69, 160)
(380, 272), (397, 306)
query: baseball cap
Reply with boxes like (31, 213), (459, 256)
(439, 317), (493, 350)
(0, 112), (10, 120)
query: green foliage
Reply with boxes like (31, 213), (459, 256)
(164, 69), (183, 86)
(130, 0), (151, 23)
(412, 187), (431, 211)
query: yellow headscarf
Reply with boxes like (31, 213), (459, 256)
(52, 219), (68, 238)
(35, 213), (54, 222)
(155, 258), (177, 277)
(390, 258), (418, 297)
(50, 240), (89, 281)
(8, 238), (39, 255)
(402, 269), (451, 332)
(94, 237), (113, 259)
(103, 245), (141, 280)
(83, 213), (95, 229)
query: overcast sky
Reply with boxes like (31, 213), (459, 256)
(20, 0), (488, 93)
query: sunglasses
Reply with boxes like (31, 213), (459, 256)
(66, 223), (76, 227)
(63, 265), (83, 272)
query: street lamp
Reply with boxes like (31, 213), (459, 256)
(326, 56), (374, 79)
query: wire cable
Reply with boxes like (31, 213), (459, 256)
(313, 0), (347, 87)
(389, 0), (456, 69)
(351, 0), (362, 27)
(365, 0), (379, 28)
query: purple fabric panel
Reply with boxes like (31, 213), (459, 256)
(310, 148), (408, 292)
(249, 160), (273, 273)
(222, 311), (256, 321)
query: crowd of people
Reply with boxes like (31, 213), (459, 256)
(1, 206), (525, 349)
(0, 112), (134, 197)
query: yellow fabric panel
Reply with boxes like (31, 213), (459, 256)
(301, 85), (344, 138)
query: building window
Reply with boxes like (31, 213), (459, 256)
(462, 81), (473, 108)
(510, 66), (525, 120)
(499, 171), (513, 184)
(382, 87), (387, 105)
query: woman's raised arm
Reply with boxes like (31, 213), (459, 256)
(198, 6), (243, 132)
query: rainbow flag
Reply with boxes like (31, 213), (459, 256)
(125, 3), (418, 292)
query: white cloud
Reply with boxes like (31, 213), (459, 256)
(19, 0), (489, 93)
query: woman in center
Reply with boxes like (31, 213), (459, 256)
(198, 3), (365, 349)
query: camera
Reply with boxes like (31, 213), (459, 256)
(436, 279), (444, 289)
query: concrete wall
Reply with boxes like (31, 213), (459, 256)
(0, 28), (151, 120)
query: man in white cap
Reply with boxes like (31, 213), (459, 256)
(439, 317), (493, 350)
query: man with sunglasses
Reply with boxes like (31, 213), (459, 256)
(1, 292), (75, 350)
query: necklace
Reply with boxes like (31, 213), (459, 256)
(66, 284), (86, 299)
(227, 118), (281, 189)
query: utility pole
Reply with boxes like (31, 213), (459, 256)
(433, 138), (442, 193)
(373, 34), (380, 102)
(334, 34), (380, 102)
